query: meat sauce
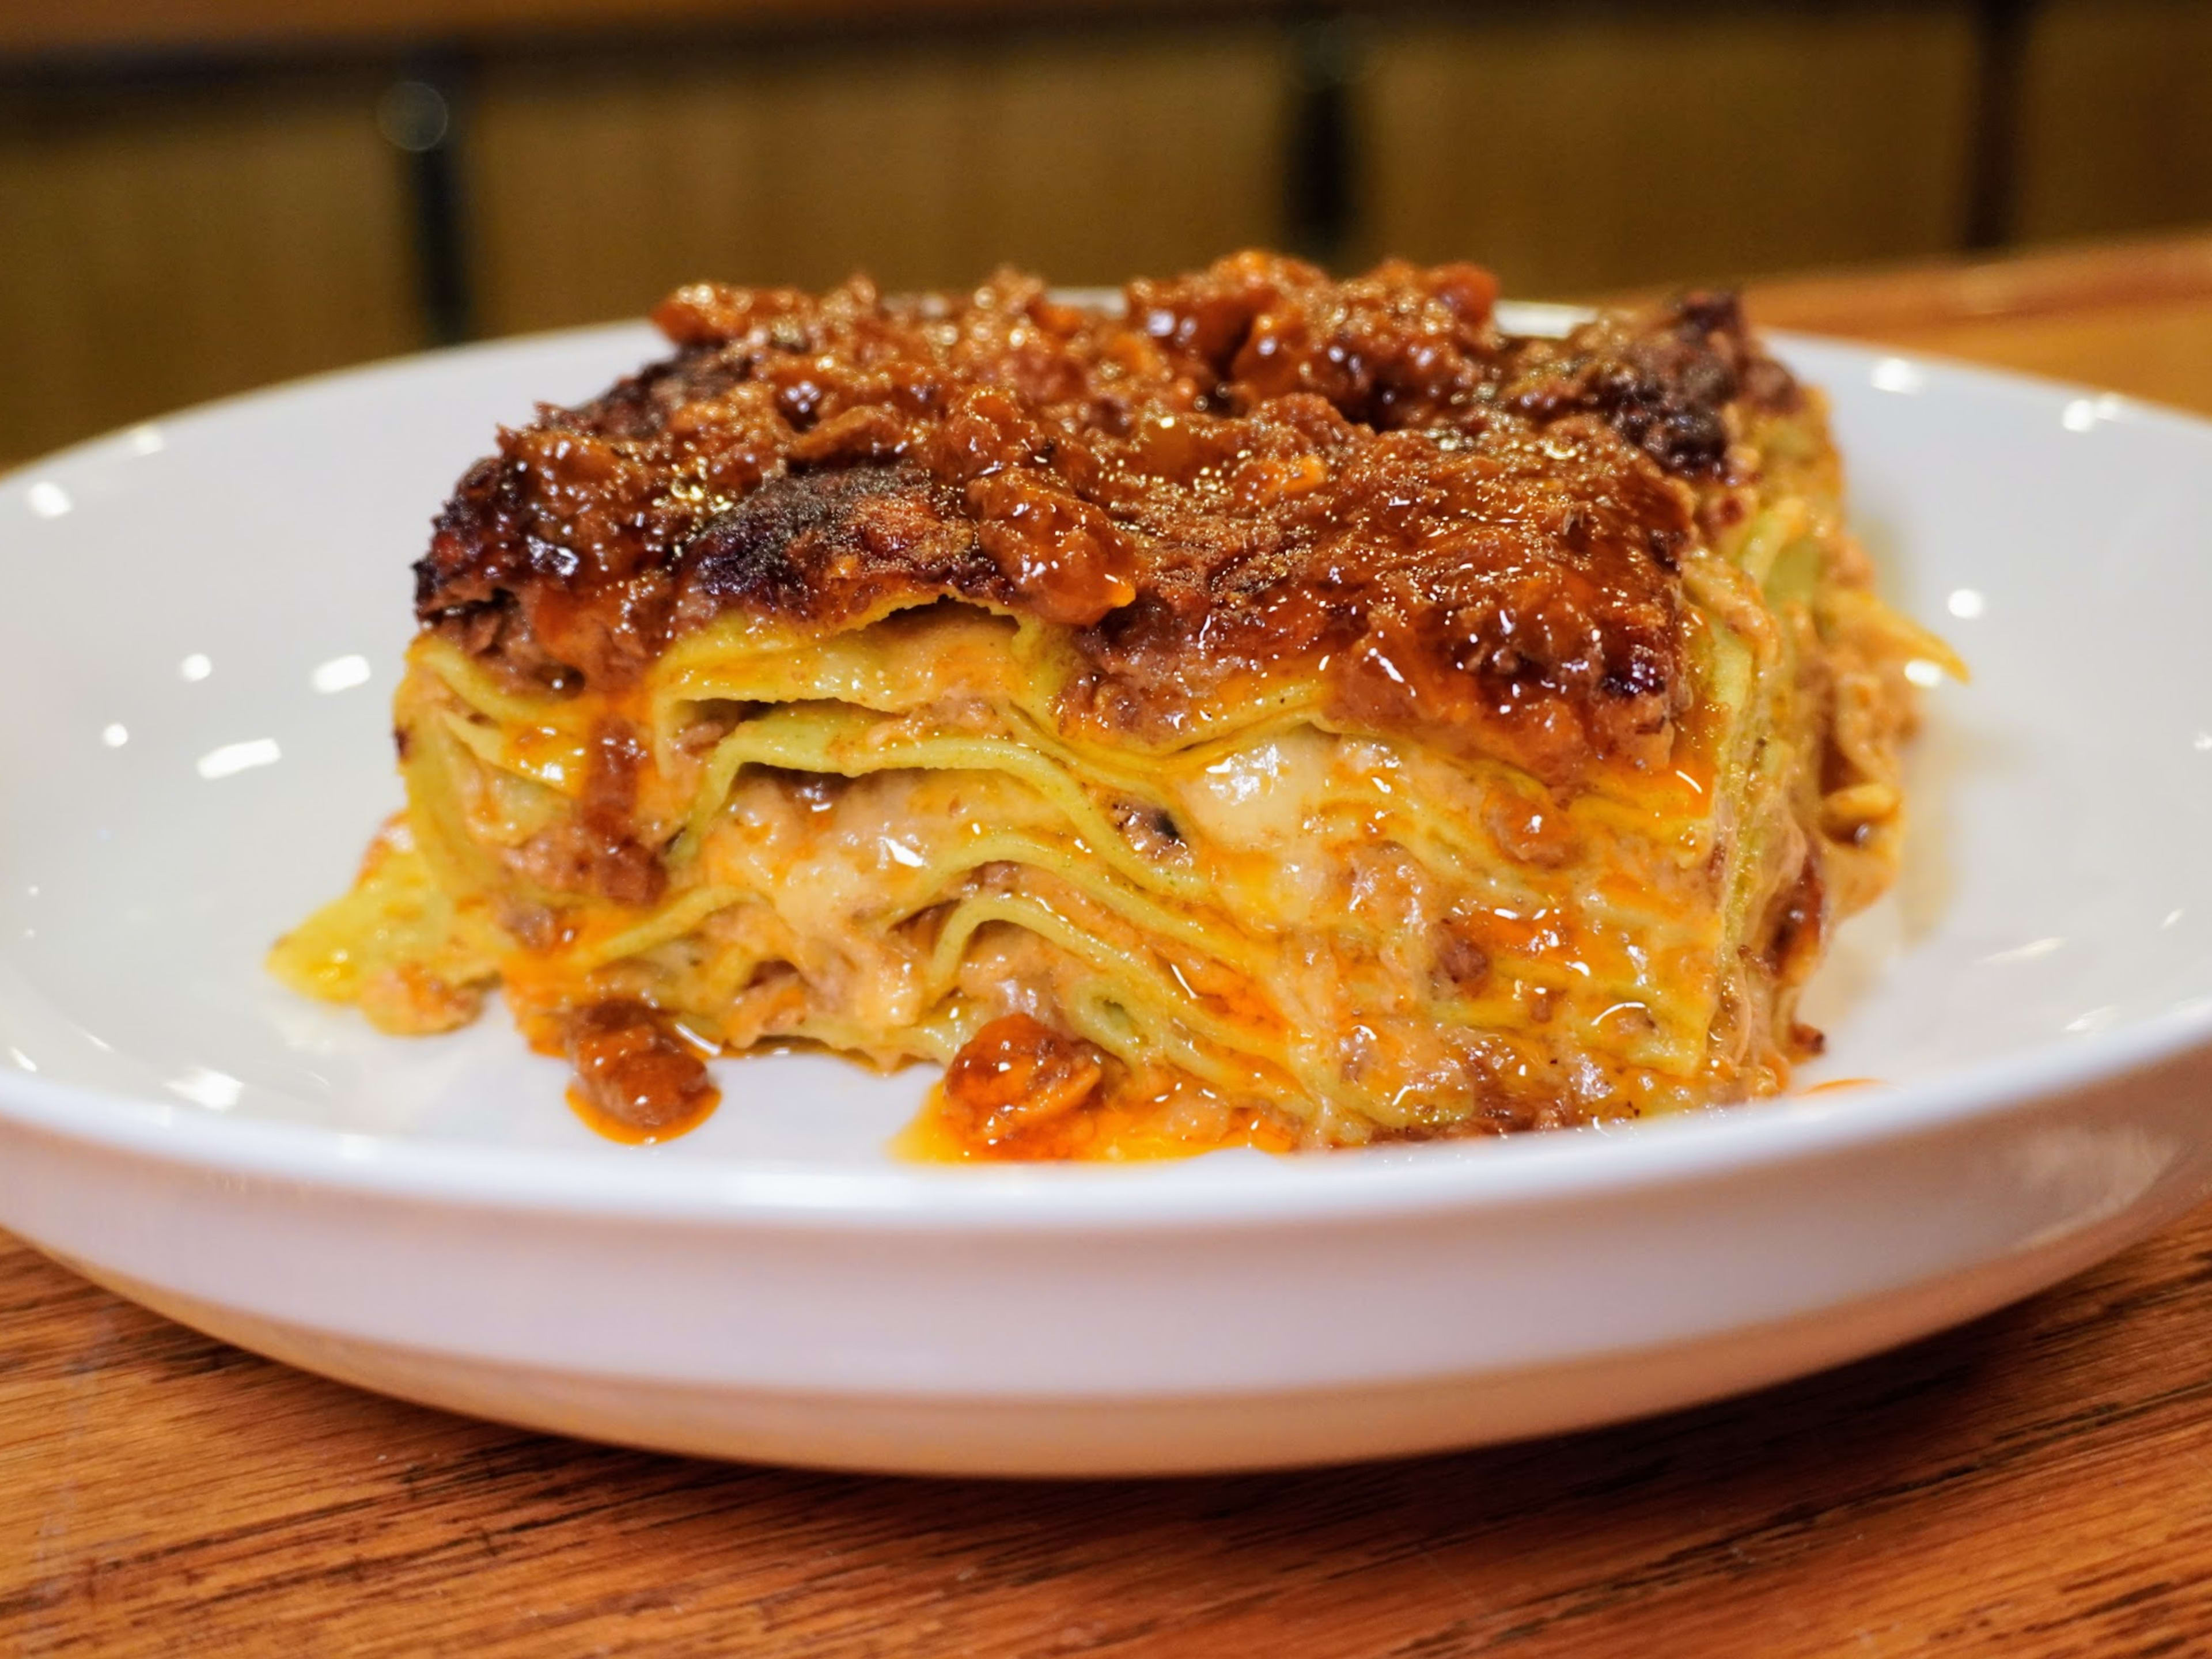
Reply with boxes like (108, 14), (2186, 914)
(895, 1014), (1298, 1162)
(416, 253), (1799, 793)
(547, 1001), (1279, 1159)
(558, 999), (721, 1144)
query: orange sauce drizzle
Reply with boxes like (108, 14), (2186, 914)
(533, 998), (725, 1145)
(892, 1014), (1298, 1163)
(894, 1078), (1297, 1163)
(567, 1081), (722, 1145)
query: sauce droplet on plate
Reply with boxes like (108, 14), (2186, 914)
(563, 998), (721, 1144)
(896, 1013), (1297, 1162)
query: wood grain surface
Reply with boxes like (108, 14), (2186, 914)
(6, 234), (2212, 1657)
(1743, 231), (2212, 418)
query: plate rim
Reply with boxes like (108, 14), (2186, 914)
(1, 995), (2208, 1227)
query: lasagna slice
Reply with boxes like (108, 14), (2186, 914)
(272, 253), (1953, 1156)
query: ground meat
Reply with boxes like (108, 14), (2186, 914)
(563, 999), (716, 1134)
(940, 1013), (1105, 1149)
(411, 253), (1793, 786)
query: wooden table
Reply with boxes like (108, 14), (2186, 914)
(7, 234), (2212, 1657)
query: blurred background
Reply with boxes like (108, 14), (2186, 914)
(4, 0), (2210, 460)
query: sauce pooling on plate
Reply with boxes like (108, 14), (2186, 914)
(560, 999), (721, 1143)
(895, 1014), (1298, 1161)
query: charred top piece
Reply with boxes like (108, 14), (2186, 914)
(414, 252), (1802, 783)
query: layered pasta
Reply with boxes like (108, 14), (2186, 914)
(272, 253), (1952, 1155)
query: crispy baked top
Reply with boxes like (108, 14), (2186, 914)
(415, 252), (1802, 782)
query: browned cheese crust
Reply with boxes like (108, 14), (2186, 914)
(414, 253), (1801, 786)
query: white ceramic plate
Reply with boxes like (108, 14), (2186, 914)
(3, 310), (2210, 1476)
